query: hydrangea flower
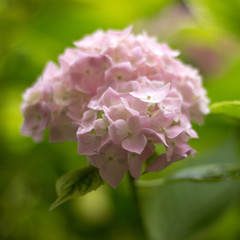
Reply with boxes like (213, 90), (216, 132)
(21, 26), (209, 188)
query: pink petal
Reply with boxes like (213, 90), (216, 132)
(142, 128), (168, 146)
(105, 62), (136, 82)
(80, 74), (105, 95)
(130, 46), (145, 65)
(186, 129), (199, 139)
(101, 87), (121, 107)
(160, 97), (182, 112)
(130, 79), (170, 103)
(99, 159), (126, 189)
(108, 119), (128, 144)
(21, 102), (50, 134)
(128, 143), (155, 179)
(157, 133), (167, 146)
(42, 61), (61, 81)
(88, 153), (107, 168)
(126, 116), (142, 135)
(124, 95), (148, 115)
(93, 119), (108, 136)
(166, 126), (185, 139)
(104, 104), (130, 121)
(145, 153), (170, 172)
(151, 111), (175, 129)
(122, 134), (147, 154)
(98, 140), (128, 166)
(104, 44), (129, 63)
(81, 110), (97, 128)
(174, 142), (192, 155)
(128, 152), (143, 179)
(77, 132), (100, 155)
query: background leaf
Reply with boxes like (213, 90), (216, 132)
(210, 101), (240, 120)
(138, 164), (240, 187)
(50, 166), (104, 210)
(139, 136), (240, 240)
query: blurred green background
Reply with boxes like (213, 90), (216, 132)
(1, 0), (240, 239)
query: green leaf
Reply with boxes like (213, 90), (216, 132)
(210, 101), (240, 119)
(137, 164), (240, 187)
(140, 138), (240, 240)
(50, 166), (104, 210)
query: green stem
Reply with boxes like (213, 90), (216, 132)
(128, 173), (148, 240)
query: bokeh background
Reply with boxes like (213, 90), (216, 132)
(1, 0), (240, 239)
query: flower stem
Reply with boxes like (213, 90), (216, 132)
(128, 173), (148, 240)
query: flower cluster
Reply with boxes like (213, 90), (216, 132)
(21, 27), (209, 188)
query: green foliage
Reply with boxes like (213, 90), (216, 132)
(210, 101), (240, 120)
(187, 0), (240, 37)
(138, 164), (240, 187)
(139, 137), (240, 240)
(140, 178), (240, 240)
(50, 166), (104, 210)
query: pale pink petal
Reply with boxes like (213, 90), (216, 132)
(77, 132), (101, 155)
(98, 140), (128, 165)
(174, 142), (192, 155)
(130, 79), (170, 103)
(130, 46), (145, 65)
(80, 74), (105, 95)
(128, 152), (143, 179)
(128, 143), (155, 179)
(142, 128), (168, 146)
(104, 104), (130, 121)
(42, 61), (61, 82)
(187, 129), (199, 138)
(145, 153), (170, 172)
(122, 95), (148, 114)
(166, 126), (185, 139)
(87, 95), (102, 111)
(88, 153), (108, 168)
(81, 110), (97, 128)
(88, 140), (128, 188)
(105, 62), (136, 82)
(21, 102), (50, 134)
(108, 119), (128, 144)
(104, 44), (129, 63)
(126, 116), (142, 135)
(150, 111), (175, 129)
(93, 119), (108, 136)
(99, 160), (125, 189)
(101, 87), (121, 107)
(160, 97), (182, 112)
(122, 134), (147, 154)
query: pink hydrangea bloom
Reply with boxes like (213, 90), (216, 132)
(21, 26), (209, 188)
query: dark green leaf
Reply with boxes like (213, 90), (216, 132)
(50, 166), (104, 210)
(137, 164), (240, 187)
(210, 101), (240, 119)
